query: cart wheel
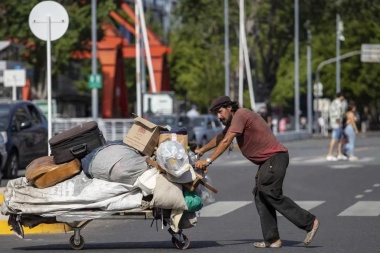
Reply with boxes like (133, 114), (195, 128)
(69, 235), (85, 250)
(171, 234), (190, 250)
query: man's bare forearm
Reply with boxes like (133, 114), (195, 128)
(208, 133), (235, 162)
(199, 133), (224, 154)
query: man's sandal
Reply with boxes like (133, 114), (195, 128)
(304, 219), (320, 245)
(254, 241), (282, 248)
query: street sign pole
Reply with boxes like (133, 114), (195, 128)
(91, 0), (98, 121)
(46, 15), (52, 148)
(29, 1), (69, 154)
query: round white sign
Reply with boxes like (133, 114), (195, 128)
(29, 1), (69, 41)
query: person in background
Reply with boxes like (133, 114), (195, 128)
(361, 106), (370, 134)
(278, 114), (288, 133)
(186, 104), (200, 118)
(259, 99), (273, 130)
(326, 92), (347, 161)
(195, 96), (320, 248)
(342, 102), (359, 161)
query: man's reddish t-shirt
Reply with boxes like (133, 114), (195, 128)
(224, 108), (287, 164)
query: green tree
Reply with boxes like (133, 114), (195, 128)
(272, 0), (380, 116)
(0, 0), (115, 99)
(168, 0), (228, 111)
(168, 0), (325, 111)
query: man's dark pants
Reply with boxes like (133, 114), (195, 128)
(253, 152), (316, 242)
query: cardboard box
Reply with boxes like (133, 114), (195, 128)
(124, 117), (164, 156)
(159, 132), (188, 151)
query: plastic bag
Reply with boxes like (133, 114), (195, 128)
(183, 188), (203, 212)
(156, 141), (190, 178)
(195, 172), (216, 205)
(187, 150), (198, 167)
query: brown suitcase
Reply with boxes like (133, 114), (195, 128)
(25, 156), (81, 189)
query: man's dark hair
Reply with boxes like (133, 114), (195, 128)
(230, 101), (239, 113)
(336, 91), (344, 98)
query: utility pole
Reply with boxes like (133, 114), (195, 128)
(294, 0), (300, 131)
(336, 13), (341, 93)
(135, 0), (142, 116)
(336, 0), (344, 93)
(306, 20), (312, 134)
(91, 0), (98, 120)
(224, 0), (230, 97)
(238, 0), (255, 110)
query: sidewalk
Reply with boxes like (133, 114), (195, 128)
(275, 130), (312, 143)
(0, 180), (71, 235)
(284, 130), (380, 160)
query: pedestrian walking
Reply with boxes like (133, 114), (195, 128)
(194, 96), (320, 248)
(360, 106), (370, 134)
(326, 92), (347, 161)
(342, 102), (359, 161)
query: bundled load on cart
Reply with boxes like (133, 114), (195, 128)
(0, 117), (217, 250)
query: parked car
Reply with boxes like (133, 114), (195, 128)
(0, 133), (7, 185)
(0, 100), (48, 178)
(146, 114), (196, 143)
(190, 114), (224, 147)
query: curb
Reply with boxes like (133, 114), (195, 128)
(0, 187), (71, 235)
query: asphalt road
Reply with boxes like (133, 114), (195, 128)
(1, 132), (380, 253)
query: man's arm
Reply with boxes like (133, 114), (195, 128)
(196, 132), (225, 156)
(195, 131), (237, 169)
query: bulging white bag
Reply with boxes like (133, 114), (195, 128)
(134, 168), (159, 196)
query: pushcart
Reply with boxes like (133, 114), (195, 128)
(5, 151), (216, 250)
(9, 208), (191, 250)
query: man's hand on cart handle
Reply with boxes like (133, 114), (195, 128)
(195, 160), (210, 170)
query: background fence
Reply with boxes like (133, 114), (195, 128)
(52, 118), (135, 141)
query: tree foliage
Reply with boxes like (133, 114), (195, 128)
(1, 0), (380, 118)
(0, 0), (115, 99)
(169, 0), (380, 116)
(168, 0), (227, 112)
(267, 0), (380, 115)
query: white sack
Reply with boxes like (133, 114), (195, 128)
(1, 172), (143, 216)
(133, 167), (159, 196)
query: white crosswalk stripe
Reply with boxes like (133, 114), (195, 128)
(277, 201), (325, 216)
(290, 156), (375, 165)
(198, 200), (380, 217)
(199, 201), (325, 218)
(199, 201), (252, 217)
(329, 164), (363, 169)
(338, 201), (380, 216)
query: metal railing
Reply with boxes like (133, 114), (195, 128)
(52, 118), (135, 141)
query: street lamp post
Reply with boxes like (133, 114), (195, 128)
(224, 0), (230, 97)
(91, 0), (98, 120)
(336, 0), (344, 93)
(306, 20), (312, 134)
(294, 0), (300, 131)
(315, 51), (361, 91)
